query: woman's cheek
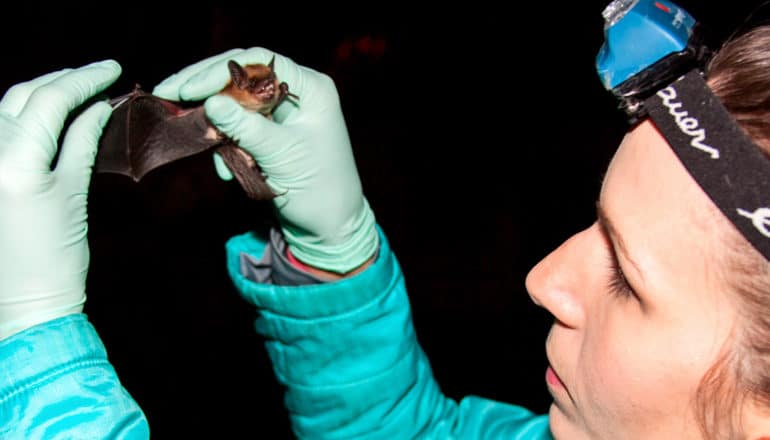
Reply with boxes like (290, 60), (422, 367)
(579, 320), (659, 428)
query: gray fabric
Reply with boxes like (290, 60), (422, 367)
(240, 228), (381, 285)
(239, 228), (327, 286)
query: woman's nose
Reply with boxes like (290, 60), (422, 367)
(525, 225), (597, 328)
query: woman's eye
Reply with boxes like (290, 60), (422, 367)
(607, 255), (636, 299)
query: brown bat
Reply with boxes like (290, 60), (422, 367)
(94, 57), (297, 200)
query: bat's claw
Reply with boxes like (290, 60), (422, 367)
(108, 84), (146, 108)
(108, 94), (133, 108)
(279, 82), (299, 101)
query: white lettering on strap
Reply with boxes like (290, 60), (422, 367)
(737, 207), (770, 238)
(657, 86), (720, 159)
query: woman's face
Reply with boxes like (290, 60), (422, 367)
(525, 120), (739, 439)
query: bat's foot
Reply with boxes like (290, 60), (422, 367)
(279, 82), (299, 101)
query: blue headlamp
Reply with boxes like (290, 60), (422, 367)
(596, 0), (770, 261)
(597, 0), (711, 123)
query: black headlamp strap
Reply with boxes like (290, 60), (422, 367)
(644, 69), (770, 260)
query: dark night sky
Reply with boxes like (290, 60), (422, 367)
(1, 2), (764, 438)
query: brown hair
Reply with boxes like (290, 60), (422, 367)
(696, 25), (770, 438)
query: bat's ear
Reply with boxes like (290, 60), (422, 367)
(268, 55), (275, 70)
(228, 60), (249, 89)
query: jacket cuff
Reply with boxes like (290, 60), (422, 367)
(0, 314), (108, 395)
(225, 225), (397, 319)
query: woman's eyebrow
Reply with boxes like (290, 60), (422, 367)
(596, 200), (645, 282)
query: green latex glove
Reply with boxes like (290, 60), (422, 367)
(0, 60), (121, 339)
(153, 48), (378, 273)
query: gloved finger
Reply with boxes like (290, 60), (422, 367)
(0, 69), (72, 117)
(55, 100), (112, 191)
(178, 47), (303, 101)
(213, 151), (234, 181)
(17, 60), (121, 150)
(152, 48), (245, 100)
(205, 95), (286, 158)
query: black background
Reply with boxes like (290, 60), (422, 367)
(0, 2), (764, 438)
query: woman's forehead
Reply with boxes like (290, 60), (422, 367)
(601, 120), (712, 221)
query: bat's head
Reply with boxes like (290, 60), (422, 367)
(223, 58), (295, 116)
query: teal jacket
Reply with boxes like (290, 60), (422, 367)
(0, 228), (552, 439)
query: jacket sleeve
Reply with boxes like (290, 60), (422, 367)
(226, 226), (552, 439)
(0, 314), (149, 439)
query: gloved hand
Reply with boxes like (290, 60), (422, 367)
(153, 48), (378, 274)
(0, 60), (121, 339)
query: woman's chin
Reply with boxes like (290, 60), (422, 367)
(548, 402), (584, 440)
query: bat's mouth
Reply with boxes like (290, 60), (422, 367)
(256, 81), (277, 102)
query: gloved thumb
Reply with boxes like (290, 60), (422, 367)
(205, 95), (285, 160)
(56, 100), (113, 191)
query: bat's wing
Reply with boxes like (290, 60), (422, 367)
(96, 88), (221, 182)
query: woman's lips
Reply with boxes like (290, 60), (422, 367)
(546, 365), (565, 389)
